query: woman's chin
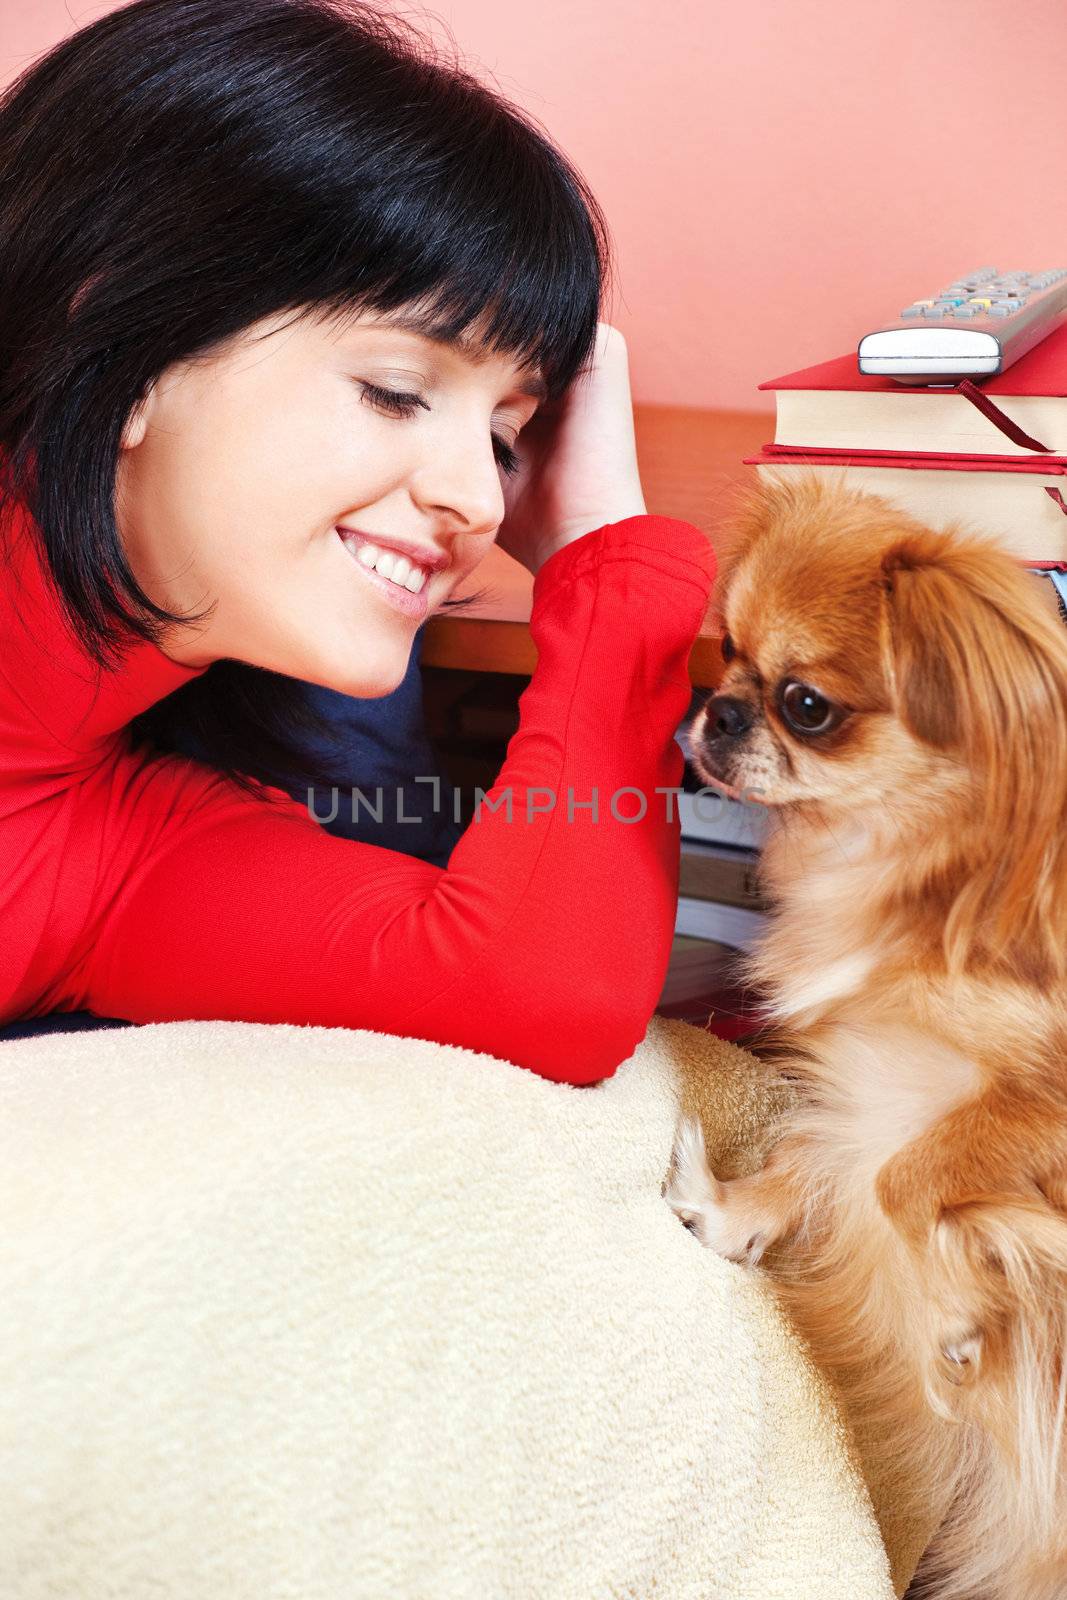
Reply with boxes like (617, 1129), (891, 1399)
(282, 643), (410, 701)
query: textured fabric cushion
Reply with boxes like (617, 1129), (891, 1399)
(0, 1013), (914, 1600)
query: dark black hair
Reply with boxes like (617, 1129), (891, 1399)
(0, 0), (610, 794)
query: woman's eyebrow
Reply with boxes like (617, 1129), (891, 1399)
(367, 314), (548, 403)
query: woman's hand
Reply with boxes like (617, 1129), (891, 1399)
(496, 322), (648, 577)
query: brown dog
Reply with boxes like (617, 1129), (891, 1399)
(665, 472), (1067, 1600)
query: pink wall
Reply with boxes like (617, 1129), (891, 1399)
(4, 0), (1067, 410)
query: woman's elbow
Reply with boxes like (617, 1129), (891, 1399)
(515, 995), (655, 1087)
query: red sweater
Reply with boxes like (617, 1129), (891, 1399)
(0, 494), (716, 1083)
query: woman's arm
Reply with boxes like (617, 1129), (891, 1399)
(74, 514), (715, 1084)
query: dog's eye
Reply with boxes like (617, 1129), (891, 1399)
(720, 631), (735, 663)
(777, 680), (840, 735)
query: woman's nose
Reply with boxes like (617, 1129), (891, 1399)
(411, 430), (506, 537)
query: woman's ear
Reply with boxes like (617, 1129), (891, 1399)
(120, 385), (155, 451)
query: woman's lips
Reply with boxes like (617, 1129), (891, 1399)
(336, 525), (450, 573)
(336, 528), (431, 621)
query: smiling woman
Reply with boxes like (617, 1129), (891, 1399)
(0, 0), (717, 1080)
(112, 308), (548, 697)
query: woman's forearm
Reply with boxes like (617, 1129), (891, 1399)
(76, 516), (716, 1083)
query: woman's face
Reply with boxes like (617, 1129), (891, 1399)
(115, 305), (545, 696)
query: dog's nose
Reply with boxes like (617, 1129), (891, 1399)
(705, 694), (753, 739)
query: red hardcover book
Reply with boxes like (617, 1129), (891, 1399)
(760, 324), (1067, 459)
(762, 321), (1067, 400)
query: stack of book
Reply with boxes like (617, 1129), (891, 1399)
(744, 322), (1067, 614)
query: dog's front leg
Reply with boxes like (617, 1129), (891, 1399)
(874, 1088), (1064, 1245)
(876, 1095), (1067, 1395)
(664, 1118), (808, 1265)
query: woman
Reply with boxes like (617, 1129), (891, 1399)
(0, 0), (717, 1082)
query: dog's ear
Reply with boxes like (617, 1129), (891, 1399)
(880, 527), (1067, 760)
(881, 527), (1067, 976)
(880, 532), (973, 750)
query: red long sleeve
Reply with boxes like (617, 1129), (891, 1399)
(0, 496), (716, 1083)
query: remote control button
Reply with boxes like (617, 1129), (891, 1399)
(967, 298), (993, 309)
(950, 306), (977, 318)
(988, 305), (1013, 317)
(922, 306), (948, 318)
(936, 297), (965, 306)
(900, 307), (923, 318)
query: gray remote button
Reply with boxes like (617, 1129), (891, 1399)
(988, 305), (1013, 317)
(950, 306), (976, 318)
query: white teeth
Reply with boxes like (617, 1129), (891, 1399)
(344, 535), (429, 595)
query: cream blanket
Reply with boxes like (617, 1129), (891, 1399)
(0, 1014), (928, 1598)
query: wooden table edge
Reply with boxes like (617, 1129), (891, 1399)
(421, 616), (725, 688)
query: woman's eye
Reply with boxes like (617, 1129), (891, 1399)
(492, 435), (520, 477)
(358, 382), (520, 477)
(358, 381), (430, 418)
(777, 680), (841, 736)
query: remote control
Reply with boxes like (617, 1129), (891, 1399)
(857, 267), (1067, 385)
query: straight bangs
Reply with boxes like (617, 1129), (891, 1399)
(315, 143), (605, 403)
(262, 18), (609, 401)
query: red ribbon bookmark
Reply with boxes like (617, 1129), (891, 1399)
(956, 379), (1053, 453)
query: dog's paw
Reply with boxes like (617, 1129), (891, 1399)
(664, 1118), (770, 1265)
(664, 1117), (716, 1224)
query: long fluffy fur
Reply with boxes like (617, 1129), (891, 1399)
(668, 473), (1067, 1600)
